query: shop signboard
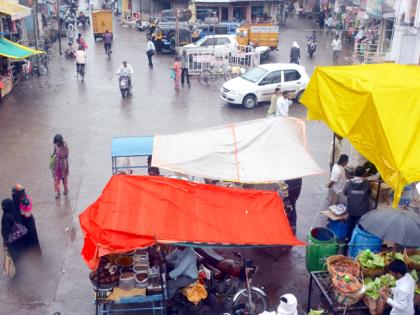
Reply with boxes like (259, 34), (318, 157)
(366, 0), (383, 18)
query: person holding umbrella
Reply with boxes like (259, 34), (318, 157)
(380, 259), (415, 315)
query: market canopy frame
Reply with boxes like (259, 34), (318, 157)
(152, 117), (323, 183)
(80, 175), (304, 269)
(0, 37), (43, 59)
(300, 63), (420, 207)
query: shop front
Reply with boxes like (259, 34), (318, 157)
(0, 37), (42, 99)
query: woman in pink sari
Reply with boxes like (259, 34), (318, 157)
(51, 134), (69, 199)
(173, 56), (182, 92)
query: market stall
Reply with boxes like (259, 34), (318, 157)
(151, 117), (323, 183)
(300, 63), (420, 207)
(0, 37), (43, 97)
(80, 175), (304, 314)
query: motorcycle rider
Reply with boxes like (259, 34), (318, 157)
(75, 45), (86, 80)
(165, 245), (198, 299)
(116, 61), (134, 88)
(308, 30), (317, 43)
(77, 11), (87, 29)
(103, 30), (113, 54)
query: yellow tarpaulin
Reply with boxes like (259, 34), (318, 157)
(300, 64), (420, 207)
(0, 1), (31, 21)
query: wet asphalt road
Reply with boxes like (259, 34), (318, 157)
(0, 4), (355, 314)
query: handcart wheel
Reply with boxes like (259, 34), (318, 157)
(198, 70), (212, 86)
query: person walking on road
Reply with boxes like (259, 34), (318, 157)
(66, 24), (75, 44)
(267, 87), (281, 117)
(276, 91), (292, 117)
(103, 30), (113, 54)
(1, 198), (24, 277)
(76, 33), (88, 50)
(173, 56), (182, 92)
(146, 38), (156, 67)
(332, 34), (342, 64)
(50, 134), (69, 199)
(289, 41), (300, 64)
(181, 50), (190, 88)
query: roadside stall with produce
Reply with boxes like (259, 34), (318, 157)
(301, 63), (420, 314)
(80, 175), (304, 314)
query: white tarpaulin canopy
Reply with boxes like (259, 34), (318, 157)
(152, 117), (323, 182)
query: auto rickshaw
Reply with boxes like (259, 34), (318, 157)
(153, 23), (192, 53)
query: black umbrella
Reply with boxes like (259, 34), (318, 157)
(359, 208), (420, 247)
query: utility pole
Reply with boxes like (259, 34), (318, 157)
(175, 9), (180, 54)
(57, 0), (62, 54)
(32, 0), (40, 50)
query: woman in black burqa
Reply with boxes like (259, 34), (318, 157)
(1, 198), (24, 265)
(12, 185), (41, 253)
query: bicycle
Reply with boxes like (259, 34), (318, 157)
(76, 63), (85, 81)
(198, 64), (233, 86)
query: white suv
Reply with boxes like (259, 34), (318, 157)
(220, 63), (310, 109)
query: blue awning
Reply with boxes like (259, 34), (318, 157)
(111, 136), (154, 158)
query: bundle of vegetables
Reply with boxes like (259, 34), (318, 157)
(381, 252), (404, 266)
(308, 310), (324, 315)
(357, 250), (385, 277)
(407, 253), (420, 271)
(363, 274), (396, 315)
(411, 270), (420, 295)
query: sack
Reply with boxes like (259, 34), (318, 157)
(182, 281), (207, 305)
(49, 152), (56, 171)
(8, 222), (28, 244)
(170, 69), (175, 80)
(3, 250), (15, 278)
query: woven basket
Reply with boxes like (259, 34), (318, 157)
(327, 255), (360, 277)
(331, 273), (363, 293)
(333, 286), (364, 306)
(405, 249), (420, 271)
(363, 295), (386, 315)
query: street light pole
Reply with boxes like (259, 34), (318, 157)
(57, 0), (62, 54)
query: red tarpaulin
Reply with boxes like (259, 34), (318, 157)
(80, 175), (304, 269)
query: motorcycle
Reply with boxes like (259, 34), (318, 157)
(64, 44), (76, 60)
(136, 19), (148, 32)
(307, 39), (317, 58)
(119, 75), (131, 98)
(195, 249), (269, 315)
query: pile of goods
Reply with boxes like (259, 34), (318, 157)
(381, 251), (404, 267)
(326, 255), (363, 306)
(89, 247), (165, 294)
(357, 249), (385, 277)
(405, 249), (420, 271)
(363, 274), (396, 315)
(89, 256), (120, 289)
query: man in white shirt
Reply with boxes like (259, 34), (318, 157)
(116, 61), (134, 88)
(75, 46), (86, 80)
(276, 91), (293, 117)
(332, 35), (341, 64)
(327, 154), (348, 205)
(380, 259), (415, 315)
(146, 38), (156, 67)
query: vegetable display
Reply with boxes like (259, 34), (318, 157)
(409, 254), (420, 264)
(308, 310), (324, 315)
(357, 249), (385, 269)
(364, 274), (396, 300)
(383, 252), (404, 262)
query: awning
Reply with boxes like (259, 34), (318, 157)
(0, 37), (43, 59)
(80, 175), (304, 270)
(0, 1), (31, 21)
(300, 64), (420, 207)
(111, 136), (154, 157)
(152, 117), (323, 182)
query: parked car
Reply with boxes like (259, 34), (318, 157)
(220, 63), (309, 109)
(184, 34), (237, 51)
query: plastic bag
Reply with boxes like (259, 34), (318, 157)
(182, 281), (207, 305)
(3, 250), (16, 278)
(170, 69), (175, 80)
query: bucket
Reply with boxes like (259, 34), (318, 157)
(119, 272), (135, 290)
(327, 219), (351, 240)
(306, 227), (339, 272)
(348, 225), (382, 258)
